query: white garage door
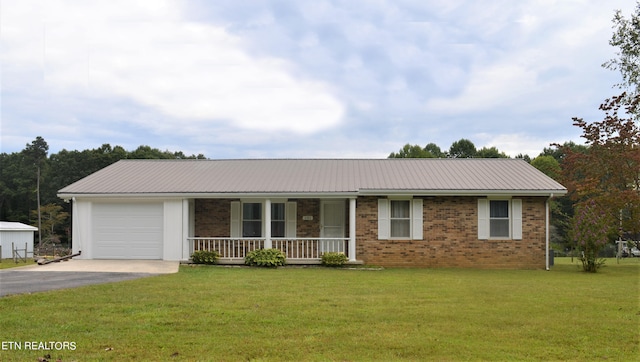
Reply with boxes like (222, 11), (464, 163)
(93, 202), (163, 259)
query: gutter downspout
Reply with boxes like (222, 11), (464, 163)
(546, 194), (552, 271)
(72, 197), (81, 256)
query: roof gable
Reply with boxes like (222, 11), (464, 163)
(58, 159), (567, 197)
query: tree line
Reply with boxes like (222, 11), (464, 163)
(389, 139), (512, 159)
(0, 140), (205, 246)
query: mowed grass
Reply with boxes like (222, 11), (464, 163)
(1, 258), (638, 361)
(0, 259), (35, 269)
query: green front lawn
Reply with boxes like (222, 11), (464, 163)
(1, 258), (638, 361)
(0, 259), (35, 269)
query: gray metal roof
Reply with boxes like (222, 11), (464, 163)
(57, 159), (567, 197)
(0, 221), (39, 231)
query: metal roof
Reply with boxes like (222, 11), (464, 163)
(57, 159), (567, 197)
(0, 221), (39, 231)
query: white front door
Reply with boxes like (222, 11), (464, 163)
(320, 200), (345, 252)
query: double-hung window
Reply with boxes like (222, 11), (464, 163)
(489, 200), (510, 238)
(242, 203), (262, 237)
(271, 203), (286, 238)
(231, 201), (296, 238)
(390, 200), (411, 238)
(378, 198), (423, 240)
(478, 198), (522, 240)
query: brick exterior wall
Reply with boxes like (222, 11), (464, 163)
(296, 199), (320, 237)
(355, 196), (547, 269)
(194, 199), (233, 237)
(193, 196), (548, 269)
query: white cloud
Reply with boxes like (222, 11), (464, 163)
(427, 62), (538, 113)
(424, 1), (619, 116)
(2, 0), (344, 137)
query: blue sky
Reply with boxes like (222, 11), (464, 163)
(1, 0), (635, 158)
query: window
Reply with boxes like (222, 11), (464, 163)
(232, 201), (296, 238)
(378, 198), (423, 240)
(271, 203), (285, 238)
(242, 203), (262, 237)
(390, 200), (411, 238)
(477, 199), (522, 240)
(489, 200), (509, 238)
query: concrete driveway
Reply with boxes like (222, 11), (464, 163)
(0, 260), (179, 297)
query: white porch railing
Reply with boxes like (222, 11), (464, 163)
(272, 238), (347, 259)
(189, 238), (264, 259)
(188, 237), (349, 262)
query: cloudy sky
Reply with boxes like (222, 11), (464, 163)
(1, 0), (635, 158)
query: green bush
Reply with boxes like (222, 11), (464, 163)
(245, 248), (286, 267)
(191, 250), (219, 265)
(321, 252), (348, 267)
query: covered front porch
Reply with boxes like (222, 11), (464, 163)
(183, 197), (358, 264)
(188, 237), (350, 264)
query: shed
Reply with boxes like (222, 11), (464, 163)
(0, 222), (37, 259)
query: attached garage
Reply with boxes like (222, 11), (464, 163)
(92, 202), (163, 259)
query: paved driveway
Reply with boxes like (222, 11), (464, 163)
(0, 260), (179, 297)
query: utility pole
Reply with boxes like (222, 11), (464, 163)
(37, 165), (42, 246)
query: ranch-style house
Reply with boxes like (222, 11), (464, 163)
(58, 158), (567, 269)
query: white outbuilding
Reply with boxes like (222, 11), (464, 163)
(0, 221), (37, 259)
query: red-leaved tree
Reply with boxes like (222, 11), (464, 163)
(570, 199), (612, 272)
(561, 93), (640, 270)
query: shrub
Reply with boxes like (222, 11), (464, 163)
(245, 248), (286, 267)
(570, 199), (611, 272)
(191, 250), (219, 265)
(321, 252), (348, 267)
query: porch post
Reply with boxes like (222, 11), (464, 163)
(182, 199), (190, 260)
(349, 197), (356, 261)
(264, 199), (272, 249)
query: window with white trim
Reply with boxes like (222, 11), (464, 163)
(477, 198), (522, 240)
(390, 200), (411, 238)
(378, 198), (423, 240)
(271, 203), (285, 238)
(489, 200), (510, 238)
(232, 201), (296, 238)
(242, 203), (262, 237)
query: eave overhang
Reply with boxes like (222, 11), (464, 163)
(358, 189), (568, 197)
(58, 188), (567, 201)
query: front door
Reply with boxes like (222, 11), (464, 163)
(320, 200), (345, 252)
